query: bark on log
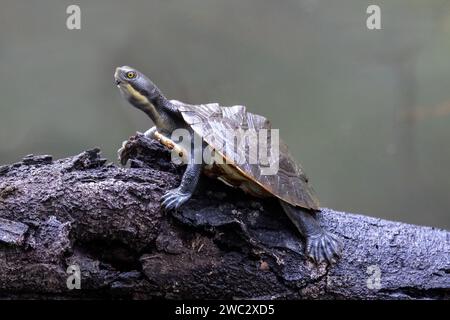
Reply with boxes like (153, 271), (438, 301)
(0, 135), (448, 299)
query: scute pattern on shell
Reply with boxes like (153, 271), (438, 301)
(171, 100), (320, 210)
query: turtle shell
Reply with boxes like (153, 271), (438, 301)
(172, 100), (320, 210)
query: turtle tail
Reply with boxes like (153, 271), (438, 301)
(279, 201), (342, 264)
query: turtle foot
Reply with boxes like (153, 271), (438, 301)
(117, 132), (145, 166)
(117, 137), (135, 165)
(161, 188), (191, 211)
(305, 231), (342, 264)
(117, 140), (131, 166)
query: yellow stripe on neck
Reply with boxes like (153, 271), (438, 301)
(121, 83), (163, 128)
(123, 83), (150, 105)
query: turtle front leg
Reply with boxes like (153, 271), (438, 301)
(161, 163), (203, 211)
(143, 126), (158, 139)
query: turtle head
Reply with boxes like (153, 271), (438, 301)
(114, 66), (166, 110)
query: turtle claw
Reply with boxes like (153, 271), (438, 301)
(161, 188), (191, 211)
(117, 140), (132, 166)
(117, 136), (139, 166)
(117, 133), (145, 166)
(306, 232), (342, 264)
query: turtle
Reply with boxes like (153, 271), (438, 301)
(114, 66), (342, 264)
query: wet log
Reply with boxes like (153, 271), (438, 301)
(0, 135), (448, 299)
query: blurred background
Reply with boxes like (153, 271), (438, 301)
(0, 0), (449, 229)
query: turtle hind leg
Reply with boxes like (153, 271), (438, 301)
(280, 201), (342, 264)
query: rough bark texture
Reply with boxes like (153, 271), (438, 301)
(0, 135), (448, 300)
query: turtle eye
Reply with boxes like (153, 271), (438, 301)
(126, 71), (137, 79)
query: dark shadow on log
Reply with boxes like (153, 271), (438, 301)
(0, 135), (448, 299)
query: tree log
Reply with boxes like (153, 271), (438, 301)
(0, 135), (448, 299)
